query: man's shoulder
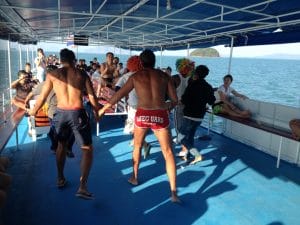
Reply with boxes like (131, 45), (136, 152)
(201, 79), (213, 87)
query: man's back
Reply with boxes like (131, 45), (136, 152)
(133, 68), (171, 109)
(51, 67), (87, 109)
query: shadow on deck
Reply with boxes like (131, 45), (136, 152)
(1, 115), (300, 225)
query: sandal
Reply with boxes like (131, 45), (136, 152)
(57, 178), (67, 188)
(76, 190), (94, 200)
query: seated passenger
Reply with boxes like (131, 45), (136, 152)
(289, 119), (300, 141)
(213, 74), (251, 119)
(11, 70), (38, 110)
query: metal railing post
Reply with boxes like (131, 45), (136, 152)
(19, 44), (22, 70)
(7, 40), (12, 101)
(228, 36), (234, 74)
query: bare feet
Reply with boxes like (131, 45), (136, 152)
(292, 133), (300, 141)
(128, 176), (138, 186)
(241, 110), (251, 118)
(171, 191), (181, 203)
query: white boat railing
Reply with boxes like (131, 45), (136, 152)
(204, 97), (300, 166)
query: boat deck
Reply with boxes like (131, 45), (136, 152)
(1, 115), (300, 225)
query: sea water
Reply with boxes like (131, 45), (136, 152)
(46, 52), (300, 108)
(0, 50), (299, 109)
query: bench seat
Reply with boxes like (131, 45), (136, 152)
(207, 110), (299, 168)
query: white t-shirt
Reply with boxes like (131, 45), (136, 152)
(218, 85), (235, 97)
(115, 71), (138, 107)
(176, 74), (189, 101)
(215, 85), (235, 103)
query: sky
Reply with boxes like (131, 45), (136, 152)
(35, 41), (300, 59)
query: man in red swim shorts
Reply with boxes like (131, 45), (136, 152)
(135, 108), (169, 130)
(99, 49), (180, 203)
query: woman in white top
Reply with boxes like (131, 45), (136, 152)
(34, 48), (46, 82)
(213, 74), (251, 118)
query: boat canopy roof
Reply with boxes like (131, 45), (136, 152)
(1, 0), (300, 50)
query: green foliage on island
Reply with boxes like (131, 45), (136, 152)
(190, 48), (220, 57)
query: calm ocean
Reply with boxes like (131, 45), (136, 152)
(1, 50), (299, 108)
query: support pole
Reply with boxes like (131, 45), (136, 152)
(156, 0), (159, 18)
(228, 37), (234, 74)
(18, 44), (22, 70)
(31, 47), (35, 70)
(160, 46), (163, 68)
(26, 46), (29, 63)
(187, 43), (190, 58)
(7, 40), (12, 101)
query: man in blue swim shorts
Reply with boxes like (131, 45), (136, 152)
(29, 48), (101, 200)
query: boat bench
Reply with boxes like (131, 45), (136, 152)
(207, 110), (300, 168)
(0, 107), (25, 153)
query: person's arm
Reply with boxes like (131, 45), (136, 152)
(98, 76), (134, 117)
(35, 56), (44, 67)
(232, 89), (248, 100)
(219, 90), (239, 110)
(24, 92), (34, 108)
(100, 63), (108, 75)
(24, 82), (43, 107)
(85, 76), (101, 120)
(114, 75), (126, 91)
(113, 68), (120, 78)
(171, 75), (180, 89)
(207, 86), (216, 106)
(28, 75), (52, 116)
(218, 90), (227, 102)
(167, 77), (178, 110)
(10, 76), (24, 89)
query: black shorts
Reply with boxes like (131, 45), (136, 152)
(53, 108), (92, 147)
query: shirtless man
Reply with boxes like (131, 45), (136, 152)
(289, 119), (300, 140)
(98, 49), (180, 203)
(99, 52), (119, 86)
(28, 48), (100, 200)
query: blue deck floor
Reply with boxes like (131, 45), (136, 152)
(1, 115), (300, 225)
